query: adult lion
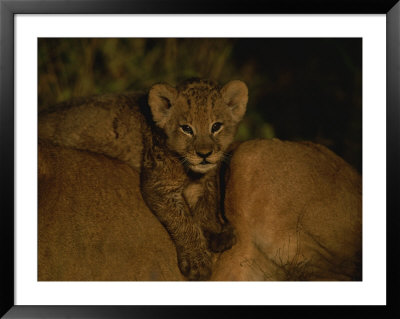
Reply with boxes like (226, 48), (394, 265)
(38, 138), (361, 281)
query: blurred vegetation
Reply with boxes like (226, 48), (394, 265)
(38, 38), (362, 172)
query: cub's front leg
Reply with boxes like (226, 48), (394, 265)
(141, 172), (212, 281)
(192, 177), (237, 253)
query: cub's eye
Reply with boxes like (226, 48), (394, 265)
(180, 125), (194, 135)
(211, 122), (223, 133)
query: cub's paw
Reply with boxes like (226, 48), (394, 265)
(178, 248), (212, 281)
(207, 225), (237, 253)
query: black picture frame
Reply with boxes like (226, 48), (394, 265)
(1, 0), (399, 318)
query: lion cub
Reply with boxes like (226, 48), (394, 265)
(39, 79), (248, 280)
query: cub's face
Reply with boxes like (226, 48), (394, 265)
(148, 79), (248, 174)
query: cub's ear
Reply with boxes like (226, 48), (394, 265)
(221, 80), (248, 123)
(148, 83), (177, 128)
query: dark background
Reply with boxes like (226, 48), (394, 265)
(38, 38), (362, 172)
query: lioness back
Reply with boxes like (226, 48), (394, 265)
(212, 139), (362, 281)
(39, 93), (145, 171)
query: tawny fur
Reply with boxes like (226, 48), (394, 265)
(38, 143), (184, 281)
(38, 139), (362, 281)
(38, 79), (248, 280)
(211, 139), (362, 281)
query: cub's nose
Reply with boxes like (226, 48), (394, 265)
(196, 150), (212, 159)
